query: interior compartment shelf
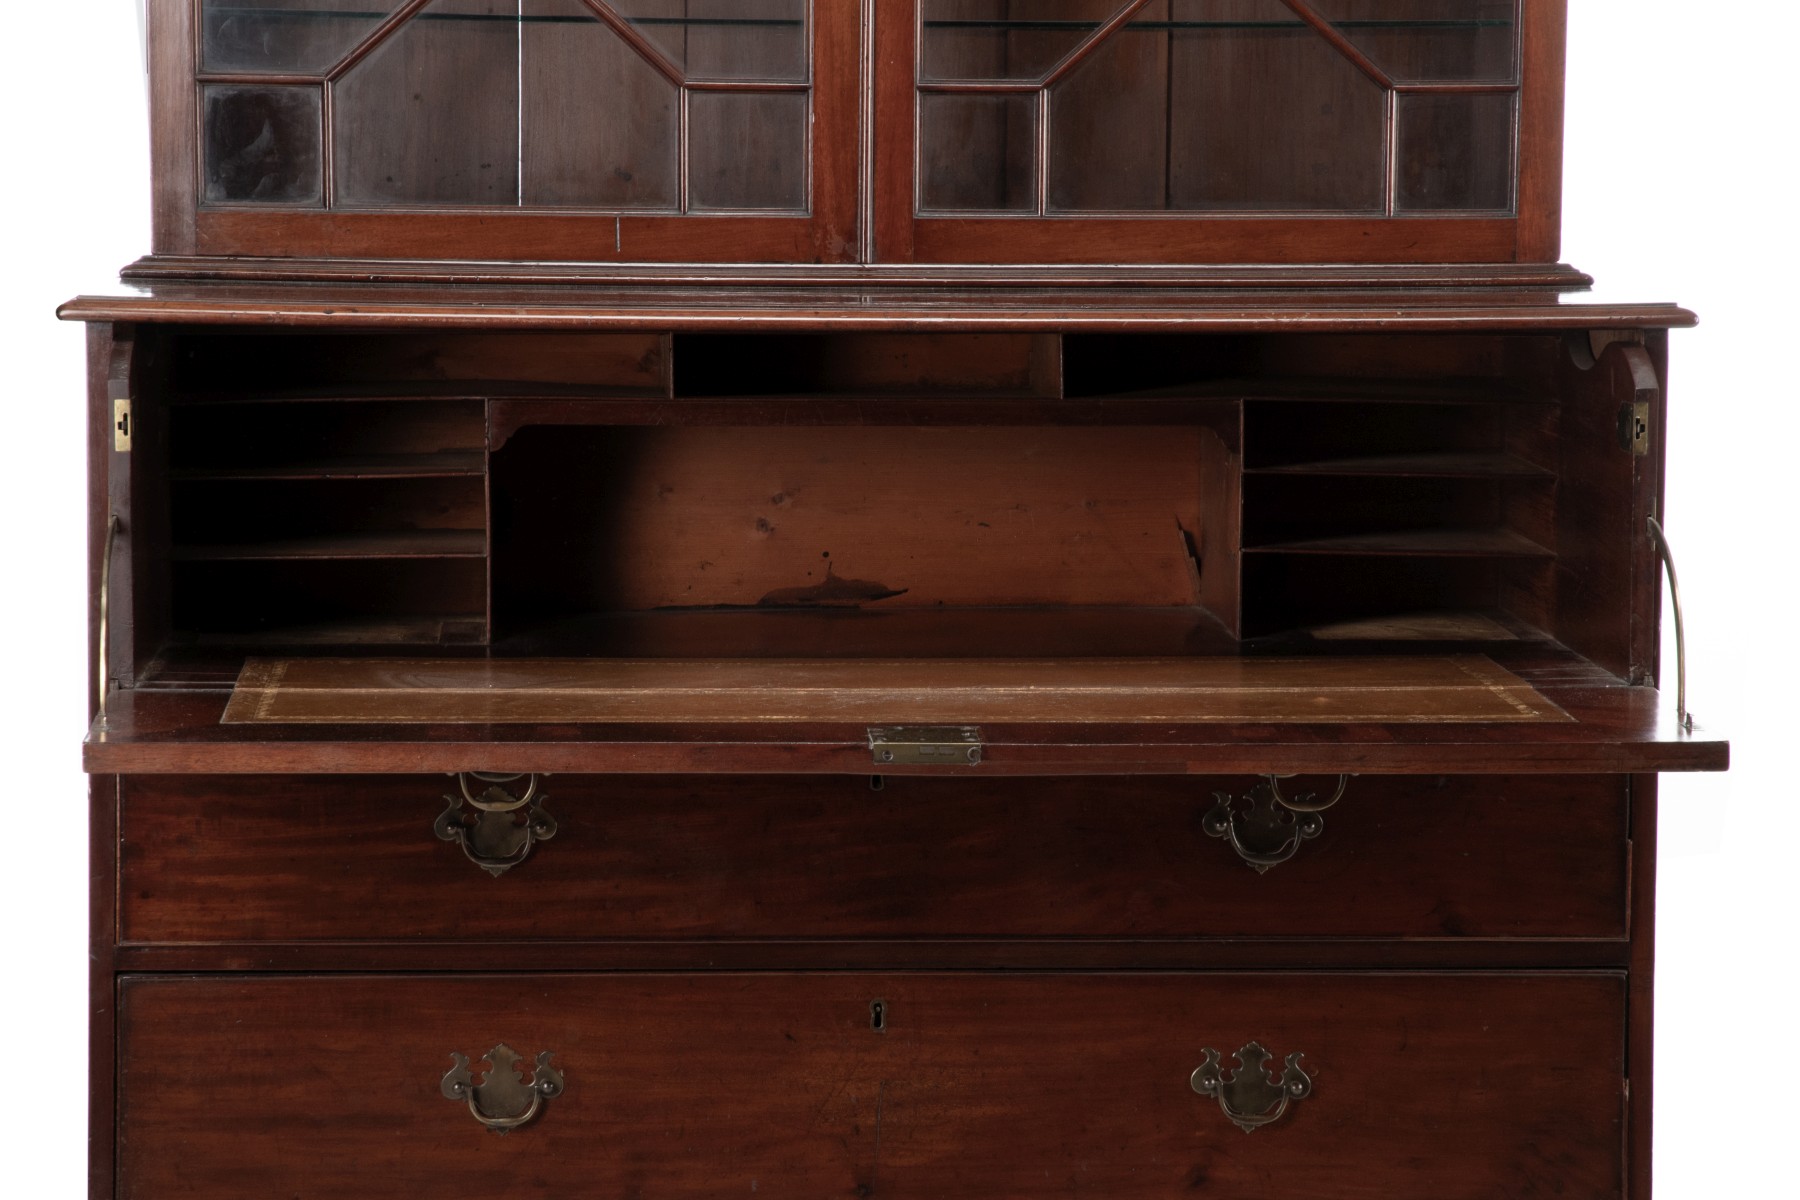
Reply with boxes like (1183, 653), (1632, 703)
(171, 383), (659, 406)
(169, 450), (487, 480)
(172, 530), (487, 562)
(179, 614), (489, 648)
(1244, 452), (1552, 478)
(1245, 529), (1554, 558)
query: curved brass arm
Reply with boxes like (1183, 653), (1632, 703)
(97, 515), (120, 728)
(1646, 516), (1693, 732)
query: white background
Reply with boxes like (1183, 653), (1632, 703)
(0, 1), (1792, 1190)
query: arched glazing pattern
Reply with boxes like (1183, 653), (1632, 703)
(917, 0), (1518, 215)
(198, 0), (811, 212)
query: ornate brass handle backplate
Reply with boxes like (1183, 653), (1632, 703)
(441, 1044), (564, 1133)
(1191, 1041), (1312, 1133)
(434, 773), (557, 877)
(1203, 775), (1348, 872)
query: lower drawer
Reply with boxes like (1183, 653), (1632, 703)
(117, 773), (1628, 942)
(118, 973), (1624, 1199)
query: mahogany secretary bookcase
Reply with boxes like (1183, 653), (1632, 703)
(68, 3), (1726, 1198)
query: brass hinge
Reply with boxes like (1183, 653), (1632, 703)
(113, 397), (133, 452)
(868, 726), (983, 766)
(1618, 399), (1649, 455)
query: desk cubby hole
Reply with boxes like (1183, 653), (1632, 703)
(138, 328), (1644, 683)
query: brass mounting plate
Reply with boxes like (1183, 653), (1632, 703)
(113, 398), (132, 452)
(1619, 400), (1650, 455)
(868, 726), (984, 766)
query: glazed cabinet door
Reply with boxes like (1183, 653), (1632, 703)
(876, 0), (1563, 264)
(157, 0), (858, 261)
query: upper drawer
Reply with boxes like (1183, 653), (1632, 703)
(117, 772), (1627, 946)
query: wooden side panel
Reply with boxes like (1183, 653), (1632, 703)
(1551, 338), (1652, 679)
(90, 777), (119, 1200)
(118, 773), (1628, 944)
(1628, 774), (1657, 1200)
(1194, 417), (1241, 634)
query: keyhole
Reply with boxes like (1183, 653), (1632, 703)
(870, 1000), (886, 1033)
(869, 774), (885, 792)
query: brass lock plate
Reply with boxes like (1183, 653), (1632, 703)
(1618, 399), (1650, 455)
(868, 726), (984, 766)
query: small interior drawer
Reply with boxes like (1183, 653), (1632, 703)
(117, 972), (1625, 1200)
(117, 773), (1628, 945)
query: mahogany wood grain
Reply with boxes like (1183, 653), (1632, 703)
(1515, 0), (1568, 261)
(147, 0), (196, 255)
(117, 256), (1600, 289)
(1628, 774), (1657, 1200)
(89, 777), (119, 1200)
(116, 772), (1628, 945)
(119, 975), (885, 1199)
(489, 425), (1213, 613)
(88, 324), (115, 721)
(59, 286), (1698, 333)
(870, 972), (1624, 1200)
(112, 938), (1633, 975)
(116, 972), (1624, 1200)
(1551, 338), (1655, 680)
(170, 329), (668, 392)
(907, 213), (1520, 265)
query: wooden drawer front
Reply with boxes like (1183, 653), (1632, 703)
(874, 973), (1626, 1199)
(117, 974), (1624, 1200)
(119, 976), (877, 1199)
(118, 773), (1627, 943)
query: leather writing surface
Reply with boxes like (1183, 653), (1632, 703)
(223, 653), (1569, 724)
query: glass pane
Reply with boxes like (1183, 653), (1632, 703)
(1047, 19), (1171, 210)
(1167, 0), (1387, 211)
(919, 93), (1036, 213)
(622, 0), (809, 82)
(1396, 91), (1515, 211)
(202, 1), (403, 75)
(521, 0), (680, 208)
(687, 91), (809, 211)
(333, 0), (520, 207)
(1040, 0), (1386, 212)
(921, 0), (1133, 82)
(1308, 0), (1518, 84)
(202, 85), (323, 205)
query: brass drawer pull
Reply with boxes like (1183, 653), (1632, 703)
(1191, 1041), (1312, 1133)
(441, 1044), (564, 1134)
(1203, 775), (1347, 872)
(434, 773), (558, 877)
